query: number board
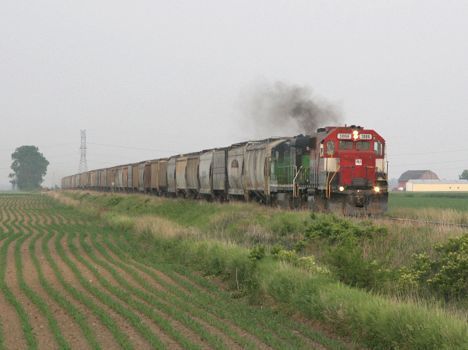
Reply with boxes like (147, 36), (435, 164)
(359, 134), (372, 140)
(337, 133), (352, 140)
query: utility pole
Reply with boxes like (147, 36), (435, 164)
(79, 130), (88, 173)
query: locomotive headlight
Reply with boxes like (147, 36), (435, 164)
(374, 186), (380, 193)
(353, 130), (359, 140)
(339, 186), (345, 192)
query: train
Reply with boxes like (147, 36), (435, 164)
(62, 125), (388, 215)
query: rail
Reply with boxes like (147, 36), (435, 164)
(385, 216), (468, 229)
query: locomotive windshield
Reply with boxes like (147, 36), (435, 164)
(339, 140), (353, 150)
(374, 141), (383, 155)
(356, 141), (370, 151)
(326, 141), (335, 155)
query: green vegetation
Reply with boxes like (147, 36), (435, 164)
(64, 191), (467, 303)
(9, 145), (49, 190)
(389, 192), (468, 212)
(0, 193), (346, 350)
(43, 230), (133, 349)
(28, 232), (102, 350)
(400, 234), (468, 301)
(114, 222), (467, 349)
(0, 232), (37, 350)
(59, 191), (468, 349)
(89, 231), (259, 350)
(459, 170), (468, 180)
(15, 233), (71, 349)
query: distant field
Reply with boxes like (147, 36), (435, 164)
(389, 192), (468, 211)
(0, 193), (347, 350)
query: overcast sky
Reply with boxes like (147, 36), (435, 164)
(1, 0), (467, 187)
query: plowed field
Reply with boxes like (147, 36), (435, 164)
(0, 193), (346, 350)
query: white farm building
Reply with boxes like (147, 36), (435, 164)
(405, 180), (468, 192)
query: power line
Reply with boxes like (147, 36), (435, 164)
(45, 152), (81, 158)
(388, 147), (468, 158)
(87, 142), (179, 153)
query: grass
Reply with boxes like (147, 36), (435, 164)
(91, 232), (263, 350)
(58, 190), (468, 349)
(388, 192), (468, 225)
(77, 224), (335, 349)
(84, 231), (235, 349)
(389, 192), (468, 211)
(66, 190), (466, 282)
(106, 234), (337, 349)
(121, 229), (468, 349)
(161, 264), (345, 349)
(1, 193), (348, 349)
(1, 191), (466, 349)
(359, 220), (465, 268)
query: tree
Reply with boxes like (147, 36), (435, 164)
(9, 146), (49, 191)
(459, 170), (468, 180)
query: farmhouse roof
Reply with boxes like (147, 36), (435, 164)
(398, 170), (439, 182)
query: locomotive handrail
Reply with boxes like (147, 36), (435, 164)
(292, 166), (303, 198)
(326, 167), (340, 199)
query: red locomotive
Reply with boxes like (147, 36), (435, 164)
(308, 125), (388, 215)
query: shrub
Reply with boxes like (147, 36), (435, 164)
(327, 241), (392, 290)
(248, 245), (266, 261)
(271, 248), (329, 274)
(400, 234), (468, 300)
(305, 214), (387, 243)
(303, 214), (391, 290)
(269, 213), (306, 236)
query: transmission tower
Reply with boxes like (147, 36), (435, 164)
(79, 130), (88, 173)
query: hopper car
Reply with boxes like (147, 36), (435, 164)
(62, 125), (388, 215)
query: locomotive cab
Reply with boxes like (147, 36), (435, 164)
(309, 125), (388, 215)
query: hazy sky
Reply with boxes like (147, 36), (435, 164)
(1, 0), (467, 187)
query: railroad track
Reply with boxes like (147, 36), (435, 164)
(378, 215), (468, 229)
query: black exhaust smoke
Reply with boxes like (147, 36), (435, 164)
(241, 81), (342, 136)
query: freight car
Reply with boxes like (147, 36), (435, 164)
(61, 125), (388, 215)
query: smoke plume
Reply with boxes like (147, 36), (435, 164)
(241, 81), (341, 136)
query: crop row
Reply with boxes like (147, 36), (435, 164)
(0, 194), (344, 350)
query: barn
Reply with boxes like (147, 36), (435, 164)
(398, 170), (439, 190)
(406, 180), (468, 192)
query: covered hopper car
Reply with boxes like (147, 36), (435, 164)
(62, 125), (388, 215)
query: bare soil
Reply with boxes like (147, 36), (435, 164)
(0, 193), (349, 350)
